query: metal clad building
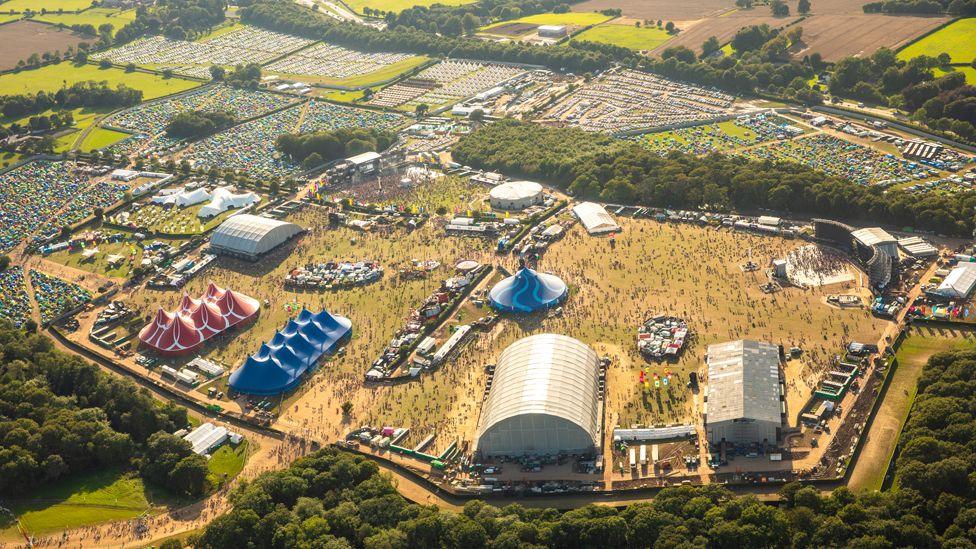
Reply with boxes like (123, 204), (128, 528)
(705, 340), (782, 445)
(210, 214), (303, 261)
(475, 334), (600, 457)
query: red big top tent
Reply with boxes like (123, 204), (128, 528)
(138, 282), (260, 356)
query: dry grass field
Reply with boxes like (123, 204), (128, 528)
(0, 20), (86, 70)
(652, 14), (798, 55)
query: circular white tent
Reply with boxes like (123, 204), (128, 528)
(489, 181), (543, 211)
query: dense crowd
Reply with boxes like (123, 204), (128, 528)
(0, 266), (31, 327)
(30, 269), (93, 324)
(0, 161), (125, 253)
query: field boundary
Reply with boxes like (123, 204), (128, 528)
(892, 16), (962, 56)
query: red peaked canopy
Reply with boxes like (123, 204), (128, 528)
(138, 282), (260, 356)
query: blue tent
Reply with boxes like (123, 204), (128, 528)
(489, 268), (567, 313)
(229, 308), (352, 396)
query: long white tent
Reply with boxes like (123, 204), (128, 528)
(572, 202), (619, 235)
(938, 264), (976, 299)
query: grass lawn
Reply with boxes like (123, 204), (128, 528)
(80, 126), (131, 151)
(483, 12), (611, 30)
(197, 21), (243, 42)
(315, 88), (371, 103)
(344, 0), (475, 14)
(0, 12), (21, 22)
(206, 440), (249, 488)
(933, 65), (976, 84)
(2, 468), (149, 541)
(897, 18), (976, 64)
(0, 0), (94, 11)
(33, 7), (135, 32)
(46, 239), (145, 278)
(0, 62), (200, 98)
(849, 325), (976, 492)
(0, 150), (21, 168)
(720, 43), (735, 56)
(571, 23), (672, 51)
(270, 55), (430, 88)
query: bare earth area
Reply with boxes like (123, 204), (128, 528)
(653, 14), (799, 55)
(0, 20), (86, 71)
(793, 14), (949, 61)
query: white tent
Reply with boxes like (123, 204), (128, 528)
(198, 187), (260, 218)
(938, 264), (976, 298)
(572, 202), (619, 235)
(151, 187), (212, 207)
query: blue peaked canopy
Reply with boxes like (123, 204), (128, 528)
(229, 308), (352, 396)
(489, 268), (568, 313)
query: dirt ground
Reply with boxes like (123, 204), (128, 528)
(652, 14), (799, 55)
(0, 20), (86, 71)
(573, 0), (733, 21)
(792, 14), (948, 61)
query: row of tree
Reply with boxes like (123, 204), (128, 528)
(240, 0), (619, 74)
(0, 324), (208, 497)
(0, 80), (143, 119)
(829, 48), (976, 141)
(863, 0), (976, 14)
(275, 127), (397, 168)
(113, 0), (227, 44)
(453, 120), (976, 236)
(165, 110), (236, 139)
(384, 0), (576, 36)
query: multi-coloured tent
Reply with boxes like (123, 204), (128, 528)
(489, 267), (567, 313)
(228, 308), (351, 396)
(138, 282), (259, 356)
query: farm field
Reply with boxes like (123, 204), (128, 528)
(571, 22), (673, 51)
(0, 19), (86, 71)
(571, 0), (731, 20)
(651, 14), (797, 55)
(0, 12), (21, 22)
(0, 61), (200, 97)
(849, 325), (976, 492)
(934, 65), (976, 84)
(793, 14), (948, 61)
(897, 18), (976, 63)
(33, 7), (136, 32)
(343, 0), (475, 14)
(0, 469), (149, 542)
(482, 12), (611, 32)
(0, 0), (94, 11)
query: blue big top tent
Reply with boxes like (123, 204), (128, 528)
(489, 267), (568, 313)
(228, 308), (352, 396)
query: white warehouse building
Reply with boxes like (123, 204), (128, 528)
(475, 334), (601, 457)
(210, 214), (303, 261)
(489, 180), (544, 211)
(705, 340), (782, 446)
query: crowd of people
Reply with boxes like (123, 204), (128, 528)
(0, 161), (125, 253)
(0, 266), (31, 327)
(30, 269), (93, 324)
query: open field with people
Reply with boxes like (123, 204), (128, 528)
(571, 21), (673, 51)
(897, 18), (976, 64)
(33, 8), (136, 33)
(0, 61), (200, 97)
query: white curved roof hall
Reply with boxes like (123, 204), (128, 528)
(210, 214), (302, 258)
(475, 334), (601, 456)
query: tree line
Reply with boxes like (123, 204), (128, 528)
(113, 0), (227, 44)
(453, 119), (976, 236)
(276, 127), (397, 169)
(384, 0), (577, 36)
(0, 324), (209, 497)
(165, 110), (237, 139)
(240, 1), (618, 74)
(0, 80), (143, 120)
(863, 0), (976, 14)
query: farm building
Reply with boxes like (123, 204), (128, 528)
(210, 214), (303, 261)
(489, 180), (543, 210)
(228, 308), (351, 396)
(705, 340), (782, 446)
(937, 264), (976, 299)
(475, 334), (601, 457)
(572, 201), (619, 235)
(537, 24), (567, 38)
(851, 227), (899, 258)
(489, 267), (567, 313)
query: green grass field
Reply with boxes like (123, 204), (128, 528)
(270, 55), (430, 88)
(80, 126), (130, 151)
(33, 7), (135, 31)
(571, 23), (672, 51)
(47, 238), (144, 278)
(127, 203), (238, 235)
(933, 65), (976, 84)
(0, 12), (21, 22)
(897, 18), (976, 64)
(849, 325), (976, 492)
(206, 440), (249, 488)
(0, 0), (94, 11)
(1, 469), (149, 541)
(197, 21), (243, 41)
(482, 11), (611, 31)
(344, 0), (475, 14)
(0, 62), (200, 97)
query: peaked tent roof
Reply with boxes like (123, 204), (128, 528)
(489, 268), (567, 313)
(229, 308), (352, 396)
